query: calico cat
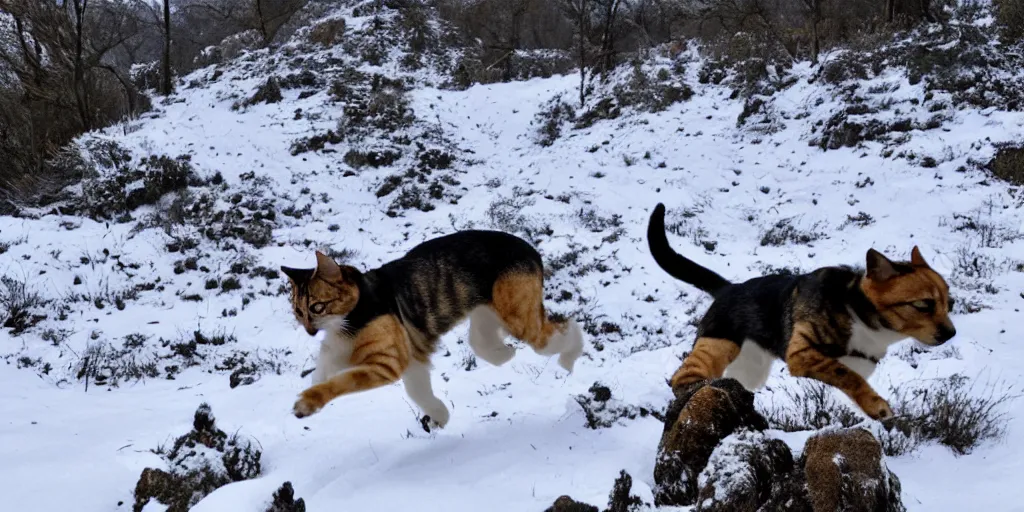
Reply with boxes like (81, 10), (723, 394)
(280, 229), (584, 428)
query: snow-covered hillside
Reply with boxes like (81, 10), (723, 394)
(2, 2), (1024, 511)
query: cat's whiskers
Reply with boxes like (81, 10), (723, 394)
(316, 314), (350, 335)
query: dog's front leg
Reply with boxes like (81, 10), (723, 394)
(784, 321), (893, 420)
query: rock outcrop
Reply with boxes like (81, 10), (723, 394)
(802, 428), (905, 512)
(654, 378), (769, 506)
(654, 378), (905, 512)
(605, 470), (647, 512)
(544, 496), (600, 512)
(266, 481), (306, 512)
(544, 470), (649, 512)
(574, 382), (657, 430)
(695, 430), (796, 512)
(132, 403), (262, 512)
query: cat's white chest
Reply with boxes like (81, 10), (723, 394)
(311, 330), (354, 385)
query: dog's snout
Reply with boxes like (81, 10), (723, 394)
(935, 325), (957, 344)
(305, 325), (318, 336)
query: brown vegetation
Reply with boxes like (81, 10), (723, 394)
(0, 0), (1003, 203)
(996, 0), (1024, 43)
(0, 0), (310, 202)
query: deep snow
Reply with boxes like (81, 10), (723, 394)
(3, 8), (1024, 511)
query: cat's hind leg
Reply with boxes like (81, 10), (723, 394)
(401, 359), (450, 428)
(468, 306), (515, 366)
(491, 271), (584, 373)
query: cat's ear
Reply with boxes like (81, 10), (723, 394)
(866, 248), (897, 281)
(314, 251), (343, 280)
(280, 266), (314, 284)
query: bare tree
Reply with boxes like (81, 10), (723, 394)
(579, 0), (588, 106)
(799, 0), (823, 63)
(181, 0), (308, 47)
(560, 0), (593, 107)
(70, 0), (92, 130)
(438, 0), (540, 81)
(0, 0), (149, 199)
(886, 0), (936, 25)
(689, 0), (796, 60)
(161, 0), (172, 95)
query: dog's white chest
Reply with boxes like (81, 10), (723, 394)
(841, 319), (905, 379)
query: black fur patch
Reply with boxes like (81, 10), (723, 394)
(694, 266), (884, 358)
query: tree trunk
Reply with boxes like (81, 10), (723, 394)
(887, 0), (934, 24)
(809, 0), (820, 64)
(578, 0), (588, 108)
(72, 0), (91, 131)
(810, 19), (820, 64)
(101, 65), (137, 114)
(161, 0), (173, 96)
(505, 5), (525, 82)
(255, 0), (270, 45)
(599, 0), (621, 80)
(920, 0), (935, 22)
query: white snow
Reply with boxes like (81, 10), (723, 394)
(2, 5), (1024, 511)
(697, 430), (769, 504)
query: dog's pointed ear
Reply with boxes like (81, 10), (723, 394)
(314, 251), (343, 280)
(866, 248), (898, 281)
(910, 246), (929, 267)
(280, 265), (314, 284)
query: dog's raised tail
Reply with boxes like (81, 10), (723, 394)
(647, 203), (731, 297)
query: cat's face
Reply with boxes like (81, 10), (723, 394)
(281, 251), (360, 336)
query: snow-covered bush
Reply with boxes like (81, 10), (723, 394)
(134, 403), (262, 512)
(0, 276), (47, 336)
(989, 144), (1024, 186)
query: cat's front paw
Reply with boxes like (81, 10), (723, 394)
(293, 388), (328, 419)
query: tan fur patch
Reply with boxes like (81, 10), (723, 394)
(491, 271), (563, 350)
(785, 322), (892, 420)
(670, 337), (741, 390)
(293, 314), (410, 417)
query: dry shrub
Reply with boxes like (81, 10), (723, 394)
(1, 276), (47, 335)
(308, 17), (346, 46)
(533, 94), (576, 146)
(241, 77), (284, 107)
(761, 381), (862, 432)
(995, 0), (1024, 43)
(988, 144), (1024, 186)
(880, 375), (1016, 456)
(265, 482), (306, 512)
(193, 30), (263, 69)
(698, 31), (794, 97)
(761, 374), (1014, 458)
